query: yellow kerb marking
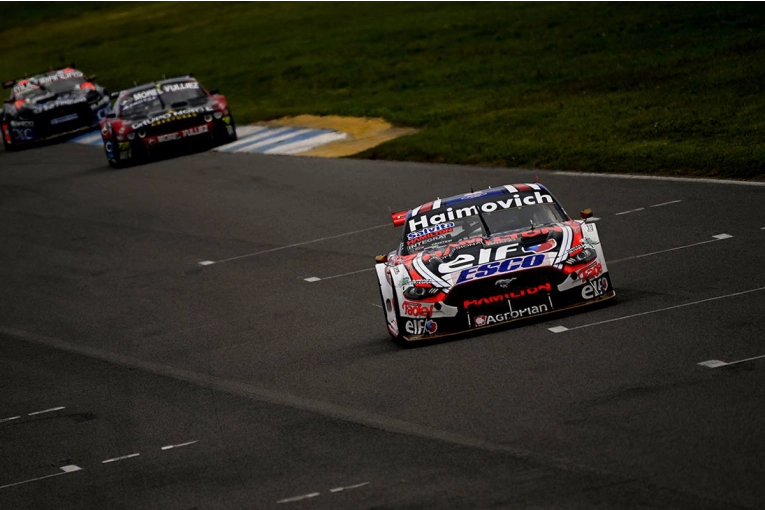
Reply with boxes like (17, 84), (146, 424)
(261, 115), (418, 158)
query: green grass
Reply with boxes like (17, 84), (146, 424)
(1, 2), (763, 179)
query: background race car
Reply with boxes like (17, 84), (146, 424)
(375, 183), (615, 345)
(100, 76), (237, 168)
(2, 66), (111, 151)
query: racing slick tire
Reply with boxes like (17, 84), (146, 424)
(2, 130), (19, 152)
(212, 114), (237, 147)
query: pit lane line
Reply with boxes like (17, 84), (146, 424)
(547, 286), (765, 334)
(198, 223), (388, 266)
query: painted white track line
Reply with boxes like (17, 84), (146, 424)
(608, 234), (732, 264)
(307, 233), (734, 283)
(102, 453), (140, 464)
(650, 199), (683, 208)
(199, 223), (388, 266)
(304, 267), (373, 282)
(277, 492), (320, 504)
(0, 465), (82, 490)
(698, 354), (765, 368)
(548, 286), (765, 333)
(28, 406), (65, 416)
(551, 170), (765, 187)
(0, 416), (20, 423)
(614, 207), (645, 216)
(161, 440), (198, 450)
(329, 482), (370, 493)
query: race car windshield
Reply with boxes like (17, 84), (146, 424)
(403, 216), (488, 254)
(159, 86), (207, 106)
(482, 203), (567, 235)
(14, 75), (86, 99)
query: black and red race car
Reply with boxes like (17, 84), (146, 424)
(2, 66), (111, 150)
(375, 183), (615, 344)
(100, 76), (236, 167)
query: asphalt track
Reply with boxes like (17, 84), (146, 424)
(1, 141), (764, 509)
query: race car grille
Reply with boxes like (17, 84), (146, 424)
(443, 267), (565, 308)
(145, 115), (206, 135)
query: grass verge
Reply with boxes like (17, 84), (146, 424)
(1, 2), (763, 179)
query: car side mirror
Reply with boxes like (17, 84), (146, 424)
(580, 208), (593, 220)
(109, 92), (120, 100)
(208, 88), (219, 95)
(375, 254), (388, 263)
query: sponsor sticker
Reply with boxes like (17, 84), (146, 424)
(408, 191), (553, 231)
(463, 283), (552, 309)
(581, 276), (609, 299)
(402, 302), (434, 317)
(162, 82), (199, 93)
(576, 260), (602, 281)
(405, 319), (438, 335)
(50, 113), (78, 125)
(473, 298), (552, 327)
(456, 253), (545, 285)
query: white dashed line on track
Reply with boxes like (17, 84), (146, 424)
(102, 453), (140, 464)
(371, 303), (383, 308)
(698, 354), (765, 368)
(614, 207), (645, 215)
(609, 233), (732, 264)
(199, 223), (388, 266)
(551, 170), (765, 187)
(329, 482), (370, 493)
(160, 440), (198, 451)
(28, 406), (66, 416)
(277, 492), (321, 504)
(0, 416), (20, 423)
(650, 199), (683, 208)
(548, 286), (765, 333)
(0, 465), (82, 490)
(303, 267), (374, 282)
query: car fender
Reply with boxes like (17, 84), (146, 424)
(580, 220), (609, 275)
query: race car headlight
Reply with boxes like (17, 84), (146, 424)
(127, 132), (135, 140)
(564, 247), (597, 265)
(403, 286), (441, 300)
(204, 114), (213, 122)
(214, 111), (223, 119)
(137, 130), (146, 138)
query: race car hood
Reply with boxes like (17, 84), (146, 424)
(395, 220), (584, 288)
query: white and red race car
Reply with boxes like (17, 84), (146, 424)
(375, 183), (615, 344)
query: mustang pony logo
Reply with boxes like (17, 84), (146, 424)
(495, 278), (517, 288)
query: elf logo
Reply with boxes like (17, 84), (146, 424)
(581, 277), (609, 299)
(405, 319), (438, 335)
(456, 254), (545, 285)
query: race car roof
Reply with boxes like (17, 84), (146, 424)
(391, 183), (551, 227)
(117, 76), (198, 96)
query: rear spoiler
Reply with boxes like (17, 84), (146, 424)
(391, 210), (408, 227)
